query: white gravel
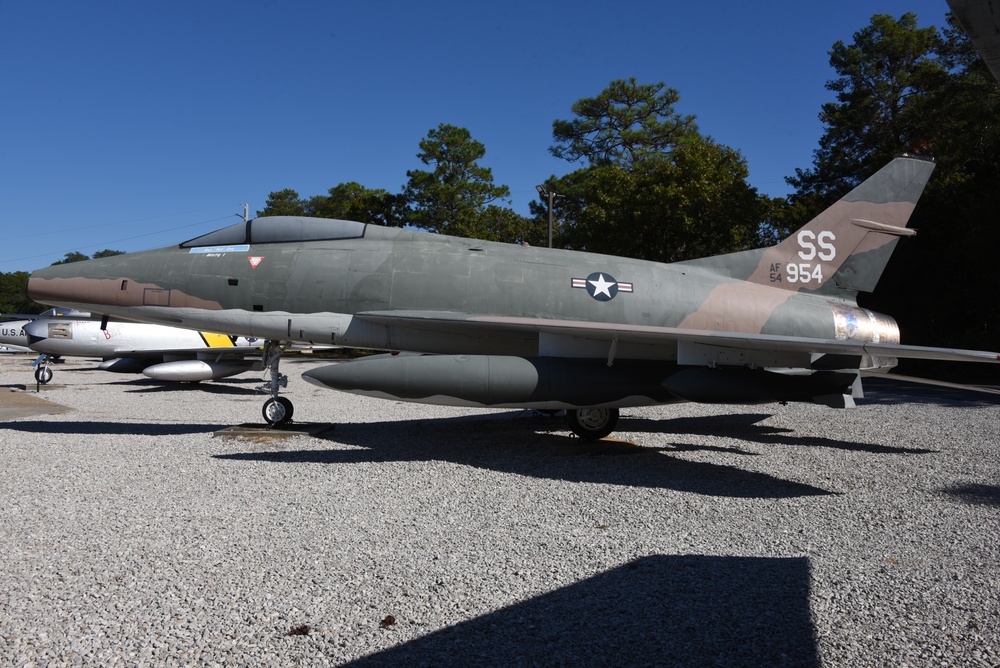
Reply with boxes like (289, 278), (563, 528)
(1, 354), (998, 667)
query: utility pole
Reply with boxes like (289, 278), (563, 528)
(535, 185), (562, 248)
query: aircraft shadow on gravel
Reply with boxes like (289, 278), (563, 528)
(858, 378), (1000, 408)
(942, 483), (1000, 508)
(340, 554), (818, 668)
(639, 413), (937, 455)
(216, 407), (937, 497)
(213, 411), (890, 498)
(4, 420), (226, 436)
(112, 377), (264, 396)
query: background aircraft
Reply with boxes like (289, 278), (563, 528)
(0, 309), (262, 384)
(0, 319), (31, 353)
(26, 157), (999, 437)
(2, 308), (89, 360)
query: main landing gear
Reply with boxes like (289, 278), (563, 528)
(259, 340), (293, 427)
(565, 407), (619, 440)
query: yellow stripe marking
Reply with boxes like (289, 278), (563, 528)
(199, 332), (235, 348)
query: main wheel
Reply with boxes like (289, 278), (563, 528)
(34, 366), (53, 384)
(566, 407), (619, 440)
(262, 396), (294, 427)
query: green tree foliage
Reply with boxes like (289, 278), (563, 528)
(550, 78), (699, 167)
(787, 14), (946, 204)
(258, 184), (408, 227)
(49, 250), (125, 265)
(540, 78), (767, 261)
(0, 271), (44, 314)
(257, 189), (307, 217)
(550, 141), (763, 262)
(787, 12), (1000, 350)
(91, 249), (125, 259)
(403, 124), (516, 239)
(51, 251), (90, 265)
(307, 183), (408, 227)
(446, 205), (541, 246)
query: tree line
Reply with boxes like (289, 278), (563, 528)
(4, 12), (997, 351)
(258, 81), (772, 260)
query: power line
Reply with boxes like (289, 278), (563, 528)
(0, 214), (235, 268)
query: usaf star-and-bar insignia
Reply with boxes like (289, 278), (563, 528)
(571, 272), (634, 301)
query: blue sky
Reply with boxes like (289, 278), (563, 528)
(0, 0), (953, 272)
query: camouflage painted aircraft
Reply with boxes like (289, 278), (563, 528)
(26, 156), (1000, 438)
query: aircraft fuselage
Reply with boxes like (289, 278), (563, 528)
(27, 221), (897, 361)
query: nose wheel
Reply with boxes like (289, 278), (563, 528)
(259, 341), (292, 427)
(33, 355), (53, 384)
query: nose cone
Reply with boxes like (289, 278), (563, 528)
(22, 320), (49, 345)
(28, 255), (132, 312)
(28, 261), (90, 308)
(28, 248), (222, 314)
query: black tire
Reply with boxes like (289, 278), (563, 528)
(34, 366), (53, 385)
(262, 396), (294, 427)
(566, 407), (619, 440)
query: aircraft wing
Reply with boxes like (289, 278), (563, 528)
(861, 370), (1000, 396)
(102, 346), (259, 359)
(1, 308), (92, 320)
(948, 0), (1000, 83)
(355, 311), (1000, 365)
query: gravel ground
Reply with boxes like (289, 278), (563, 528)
(1, 354), (998, 667)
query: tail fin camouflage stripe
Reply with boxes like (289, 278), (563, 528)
(746, 156), (935, 296)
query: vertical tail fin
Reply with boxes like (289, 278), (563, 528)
(748, 156), (935, 296)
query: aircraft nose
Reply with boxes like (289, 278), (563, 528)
(23, 320), (48, 346)
(28, 264), (83, 307)
(28, 257), (124, 311)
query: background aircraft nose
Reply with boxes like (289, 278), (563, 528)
(22, 320), (49, 345)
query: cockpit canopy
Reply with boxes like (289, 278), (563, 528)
(180, 216), (366, 248)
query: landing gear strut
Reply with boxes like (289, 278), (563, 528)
(32, 355), (53, 385)
(566, 407), (619, 440)
(259, 341), (293, 427)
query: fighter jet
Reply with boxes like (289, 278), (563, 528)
(0, 320), (31, 353)
(26, 156), (999, 437)
(0, 309), (262, 384)
(1, 308), (91, 361)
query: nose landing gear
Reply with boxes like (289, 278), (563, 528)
(259, 341), (293, 427)
(32, 355), (53, 384)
